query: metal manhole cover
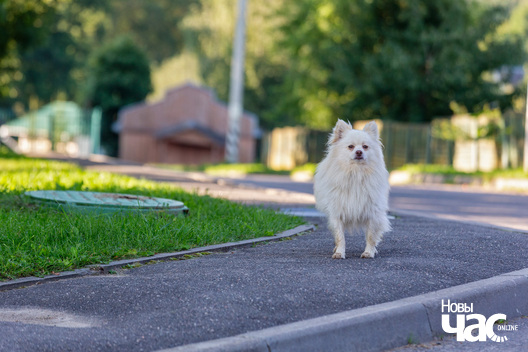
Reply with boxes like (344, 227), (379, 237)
(25, 190), (189, 216)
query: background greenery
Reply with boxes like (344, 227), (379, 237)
(1, 0), (527, 131)
(84, 36), (152, 155)
(396, 163), (528, 181)
(154, 162), (290, 176)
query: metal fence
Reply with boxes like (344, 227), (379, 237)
(501, 110), (525, 169)
(261, 112), (526, 171)
(261, 127), (327, 170)
(0, 102), (101, 157)
(374, 120), (453, 170)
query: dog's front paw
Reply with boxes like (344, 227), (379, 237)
(332, 252), (345, 259)
(360, 251), (375, 259)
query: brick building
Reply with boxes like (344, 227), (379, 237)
(115, 83), (258, 164)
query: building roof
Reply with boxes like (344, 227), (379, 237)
(5, 101), (87, 136)
(155, 120), (225, 146)
(114, 82), (260, 138)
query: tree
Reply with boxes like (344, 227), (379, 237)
(15, 31), (78, 105)
(0, 0), (110, 109)
(85, 36), (152, 156)
(2, 0), (193, 110)
(104, 0), (200, 64)
(179, 0), (291, 129)
(17, 0), (111, 107)
(0, 0), (55, 59)
(0, 0), (56, 105)
(276, 0), (526, 129)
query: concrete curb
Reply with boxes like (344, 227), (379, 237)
(91, 224), (314, 274)
(0, 269), (96, 292)
(0, 224), (314, 291)
(157, 268), (528, 352)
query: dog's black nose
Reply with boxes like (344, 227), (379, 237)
(356, 150), (362, 156)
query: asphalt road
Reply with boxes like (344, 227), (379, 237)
(389, 185), (528, 232)
(228, 175), (528, 232)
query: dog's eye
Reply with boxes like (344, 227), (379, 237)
(363, 145), (369, 150)
(348, 145), (355, 150)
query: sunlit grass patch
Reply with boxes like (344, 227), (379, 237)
(154, 162), (289, 176)
(0, 148), (304, 280)
(395, 163), (528, 181)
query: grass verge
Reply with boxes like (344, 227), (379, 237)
(395, 164), (528, 182)
(0, 148), (305, 280)
(153, 162), (289, 177)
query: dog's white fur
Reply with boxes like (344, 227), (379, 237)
(314, 119), (391, 259)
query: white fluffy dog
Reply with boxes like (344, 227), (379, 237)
(314, 119), (391, 259)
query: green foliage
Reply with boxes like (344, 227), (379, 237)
(0, 146), (23, 159)
(0, 0), (56, 105)
(0, 0), (53, 58)
(100, 0), (200, 64)
(177, 0), (296, 129)
(432, 105), (502, 142)
(9, 0), (109, 107)
(397, 163), (528, 180)
(84, 36), (152, 156)
(397, 163), (460, 175)
(291, 163), (317, 175)
(276, 0), (526, 129)
(155, 163), (289, 176)
(15, 31), (78, 105)
(86, 36), (152, 112)
(0, 153), (304, 280)
(203, 163), (287, 176)
(2, 0), (528, 131)
(0, 0), (193, 110)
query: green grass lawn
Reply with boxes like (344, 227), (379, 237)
(153, 162), (290, 176)
(291, 163), (317, 174)
(395, 164), (528, 181)
(155, 162), (321, 179)
(0, 147), (304, 281)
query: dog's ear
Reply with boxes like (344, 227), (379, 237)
(330, 119), (352, 144)
(363, 121), (379, 139)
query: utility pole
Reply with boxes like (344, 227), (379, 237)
(525, 81), (528, 172)
(225, 0), (248, 164)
